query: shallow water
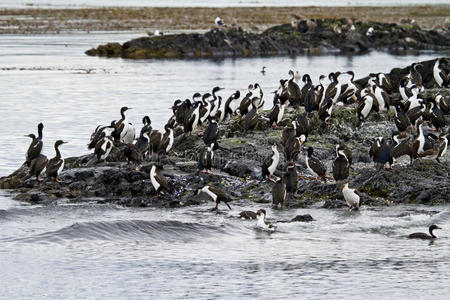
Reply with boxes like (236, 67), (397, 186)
(0, 32), (447, 176)
(1, 189), (449, 299)
(1, 0), (449, 8)
(1, 32), (450, 299)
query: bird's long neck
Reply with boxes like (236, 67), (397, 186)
(38, 126), (43, 140)
(55, 144), (61, 159)
(430, 227), (437, 238)
(120, 109), (126, 121)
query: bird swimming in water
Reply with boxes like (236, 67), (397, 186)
(261, 66), (266, 75)
(195, 185), (232, 211)
(341, 183), (360, 210)
(25, 123), (44, 167)
(239, 210), (257, 220)
(256, 209), (276, 231)
(46, 140), (68, 181)
(408, 225), (441, 239)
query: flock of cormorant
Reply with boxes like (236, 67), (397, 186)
(22, 58), (448, 239)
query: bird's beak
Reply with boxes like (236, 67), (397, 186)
(436, 226), (442, 229)
(63, 141), (69, 144)
(23, 135), (29, 137)
(218, 87), (225, 91)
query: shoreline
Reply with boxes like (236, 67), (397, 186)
(1, 5), (449, 34)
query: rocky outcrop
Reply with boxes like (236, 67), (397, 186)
(1, 61), (449, 208)
(85, 19), (450, 59)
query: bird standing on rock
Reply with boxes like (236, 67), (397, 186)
(272, 178), (286, 208)
(342, 183), (360, 210)
(25, 123), (44, 167)
(150, 164), (171, 197)
(262, 144), (280, 181)
(305, 147), (327, 181)
(198, 142), (218, 174)
(46, 140), (68, 181)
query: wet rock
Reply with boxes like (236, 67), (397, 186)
(86, 19), (450, 59)
(291, 214), (315, 222)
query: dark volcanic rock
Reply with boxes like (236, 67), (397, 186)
(85, 19), (450, 59)
(291, 214), (315, 222)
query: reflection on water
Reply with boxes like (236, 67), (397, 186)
(0, 33), (445, 176)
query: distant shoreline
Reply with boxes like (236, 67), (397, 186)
(0, 5), (449, 34)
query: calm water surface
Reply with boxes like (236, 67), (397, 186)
(1, 33), (449, 299)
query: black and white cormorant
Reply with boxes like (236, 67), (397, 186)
(25, 123), (44, 167)
(160, 124), (174, 155)
(134, 125), (151, 160)
(256, 209), (276, 230)
(332, 146), (350, 181)
(239, 84), (254, 116)
(284, 135), (306, 162)
(324, 72), (342, 104)
(224, 90), (241, 118)
(262, 144), (280, 181)
(408, 225), (441, 239)
(373, 84), (390, 112)
(184, 101), (200, 135)
(272, 178), (287, 208)
(46, 140), (67, 181)
(433, 59), (448, 87)
(203, 117), (219, 145)
(268, 102), (287, 127)
(214, 16), (225, 26)
(198, 142), (218, 174)
(357, 93), (374, 122)
(199, 93), (213, 126)
(195, 185), (232, 210)
(306, 147), (327, 181)
(150, 164), (171, 196)
(112, 106), (135, 144)
(435, 95), (449, 115)
(411, 120), (426, 157)
(94, 127), (115, 162)
(318, 98), (333, 125)
(342, 183), (360, 210)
